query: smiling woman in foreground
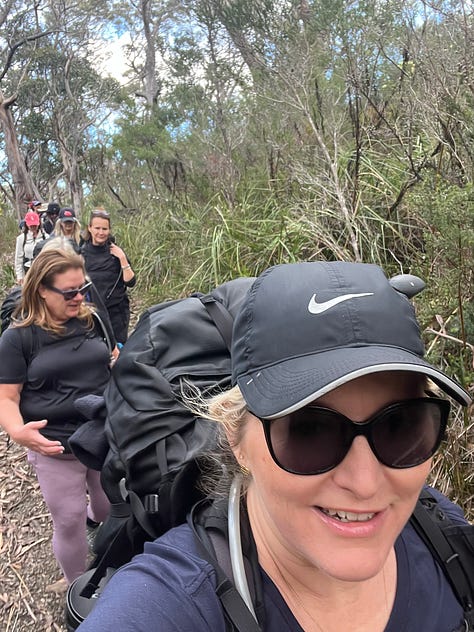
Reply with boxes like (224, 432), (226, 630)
(78, 261), (472, 632)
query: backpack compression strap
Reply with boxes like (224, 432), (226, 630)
(410, 489), (474, 627)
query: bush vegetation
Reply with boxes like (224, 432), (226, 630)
(0, 0), (472, 518)
(4, 189), (472, 516)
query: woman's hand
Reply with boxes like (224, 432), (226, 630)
(109, 244), (134, 281)
(0, 384), (64, 456)
(110, 344), (120, 367)
(10, 419), (64, 455)
(109, 243), (126, 261)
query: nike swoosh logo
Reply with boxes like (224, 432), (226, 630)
(308, 292), (374, 314)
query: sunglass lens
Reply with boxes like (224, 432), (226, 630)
(268, 409), (350, 474)
(63, 290), (77, 300)
(371, 401), (445, 468)
(78, 282), (91, 296)
(62, 283), (91, 300)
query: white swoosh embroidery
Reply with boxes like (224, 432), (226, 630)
(308, 292), (374, 314)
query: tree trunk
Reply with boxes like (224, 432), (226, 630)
(0, 91), (41, 217)
(57, 140), (83, 216)
(141, 0), (159, 107)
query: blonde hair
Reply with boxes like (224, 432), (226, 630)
(14, 247), (93, 335)
(207, 385), (248, 441)
(187, 384), (251, 498)
(54, 217), (82, 244)
(42, 236), (76, 254)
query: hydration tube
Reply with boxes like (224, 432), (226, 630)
(228, 474), (258, 621)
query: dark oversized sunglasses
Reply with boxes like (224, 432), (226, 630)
(44, 281), (92, 301)
(256, 397), (450, 475)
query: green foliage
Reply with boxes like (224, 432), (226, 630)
(0, 0), (472, 517)
(0, 216), (19, 295)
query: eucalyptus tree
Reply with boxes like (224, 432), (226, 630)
(192, 0), (474, 264)
(0, 0), (53, 215)
(20, 0), (124, 214)
(90, 0), (473, 270)
(407, 1), (474, 183)
(0, 0), (123, 216)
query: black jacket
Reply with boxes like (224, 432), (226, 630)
(81, 240), (135, 308)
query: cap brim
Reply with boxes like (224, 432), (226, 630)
(237, 346), (472, 418)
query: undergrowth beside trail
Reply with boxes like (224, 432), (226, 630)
(0, 200), (472, 520)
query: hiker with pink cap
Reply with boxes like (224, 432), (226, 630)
(14, 210), (45, 284)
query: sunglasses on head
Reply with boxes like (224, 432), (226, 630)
(255, 397), (450, 475)
(91, 210), (110, 218)
(44, 281), (92, 301)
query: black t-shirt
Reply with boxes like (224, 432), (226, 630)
(0, 319), (110, 448)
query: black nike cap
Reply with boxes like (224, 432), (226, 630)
(231, 261), (471, 418)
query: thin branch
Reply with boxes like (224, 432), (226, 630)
(0, 30), (55, 82)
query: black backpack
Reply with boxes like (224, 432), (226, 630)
(85, 278), (255, 569)
(68, 277), (474, 631)
(1, 285), (22, 334)
(66, 277), (261, 630)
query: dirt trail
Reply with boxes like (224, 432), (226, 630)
(0, 432), (67, 632)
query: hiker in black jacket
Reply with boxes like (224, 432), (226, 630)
(81, 209), (135, 344)
(42, 202), (60, 235)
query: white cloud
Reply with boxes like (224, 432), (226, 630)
(92, 33), (132, 84)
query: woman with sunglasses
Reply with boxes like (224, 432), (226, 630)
(81, 209), (135, 344)
(77, 262), (472, 632)
(55, 207), (82, 249)
(0, 246), (113, 594)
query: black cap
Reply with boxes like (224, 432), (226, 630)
(231, 262), (471, 418)
(47, 202), (60, 215)
(58, 207), (76, 222)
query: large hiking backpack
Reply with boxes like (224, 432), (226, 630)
(90, 277), (255, 571)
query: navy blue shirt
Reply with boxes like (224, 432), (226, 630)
(77, 489), (467, 631)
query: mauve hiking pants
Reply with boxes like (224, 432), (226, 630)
(27, 450), (110, 584)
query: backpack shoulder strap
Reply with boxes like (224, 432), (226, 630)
(91, 310), (113, 354)
(189, 501), (263, 632)
(17, 324), (39, 365)
(199, 294), (234, 351)
(410, 489), (474, 626)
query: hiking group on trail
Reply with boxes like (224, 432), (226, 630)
(0, 204), (135, 594)
(7, 204), (135, 343)
(0, 217), (473, 632)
